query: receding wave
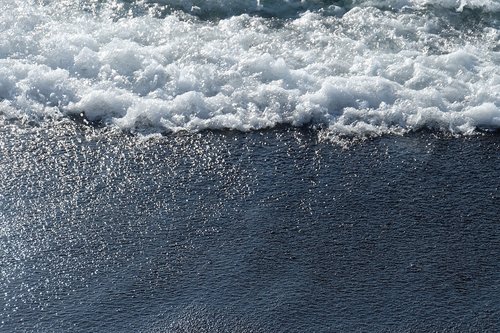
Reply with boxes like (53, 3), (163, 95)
(0, 0), (498, 136)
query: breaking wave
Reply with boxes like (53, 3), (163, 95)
(0, 0), (499, 136)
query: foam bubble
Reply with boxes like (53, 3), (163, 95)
(0, 0), (498, 136)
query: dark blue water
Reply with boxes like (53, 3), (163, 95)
(1, 123), (498, 332)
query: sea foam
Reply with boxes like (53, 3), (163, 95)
(0, 0), (498, 136)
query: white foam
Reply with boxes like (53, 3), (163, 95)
(413, 0), (500, 12)
(0, 0), (498, 136)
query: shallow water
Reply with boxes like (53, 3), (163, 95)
(1, 123), (499, 332)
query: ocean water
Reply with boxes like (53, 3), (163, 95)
(1, 0), (499, 332)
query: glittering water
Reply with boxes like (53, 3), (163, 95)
(1, 122), (499, 332)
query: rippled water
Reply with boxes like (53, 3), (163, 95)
(1, 123), (499, 332)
